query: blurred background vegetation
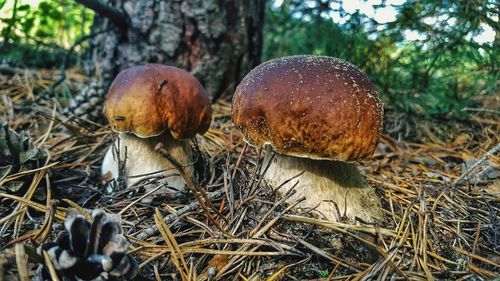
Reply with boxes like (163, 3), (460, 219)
(0, 0), (92, 68)
(0, 0), (498, 118)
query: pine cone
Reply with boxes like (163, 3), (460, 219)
(37, 210), (137, 281)
(64, 79), (106, 123)
(0, 121), (48, 193)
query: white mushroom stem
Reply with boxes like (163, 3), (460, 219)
(102, 132), (193, 195)
(261, 147), (382, 223)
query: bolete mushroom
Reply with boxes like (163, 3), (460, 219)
(232, 55), (383, 222)
(102, 64), (211, 196)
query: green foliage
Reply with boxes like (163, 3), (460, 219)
(0, 0), (497, 118)
(0, 0), (93, 67)
(263, 0), (498, 118)
(318, 269), (329, 278)
(0, 41), (73, 68)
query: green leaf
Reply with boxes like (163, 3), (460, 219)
(17, 4), (31, 11)
(35, 29), (49, 38)
(38, 1), (51, 13)
(0, 18), (15, 25)
(22, 17), (35, 33)
(48, 9), (62, 20)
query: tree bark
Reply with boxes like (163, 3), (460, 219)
(69, 0), (265, 121)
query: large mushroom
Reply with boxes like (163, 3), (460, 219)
(232, 55), (383, 222)
(101, 64), (211, 196)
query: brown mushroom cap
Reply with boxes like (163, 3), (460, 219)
(104, 64), (212, 139)
(232, 55), (383, 161)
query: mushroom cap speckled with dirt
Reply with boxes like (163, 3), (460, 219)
(232, 55), (383, 161)
(232, 55), (384, 222)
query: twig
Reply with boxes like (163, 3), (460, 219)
(451, 143), (500, 187)
(15, 243), (29, 281)
(155, 143), (224, 216)
(462, 107), (500, 115)
(454, 247), (500, 268)
(281, 214), (395, 237)
(216, 196), (304, 279)
(250, 181), (298, 236)
(136, 188), (226, 240)
(297, 238), (360, 272)
(75, 0), (128, 27)
(118, 183), (167, 215)
(481, 192), (499, 246)
(155, 143), (232, 235)
(358, 245), (400, 281)
(42, 250), (61, 281)
(154, 209), (189, 280)
(232, 143), (247, 179)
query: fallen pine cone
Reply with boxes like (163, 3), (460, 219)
(37, 210), (137, 281)
(0, 121), (48, 194)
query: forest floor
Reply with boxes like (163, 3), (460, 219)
(0, 68), (499, 280)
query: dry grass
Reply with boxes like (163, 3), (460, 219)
(0, 68), (498, 280)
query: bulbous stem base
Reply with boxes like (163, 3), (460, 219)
(262, 149), (382, 223)
(102, 132), (193, 198)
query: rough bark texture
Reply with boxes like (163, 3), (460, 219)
(69, 0), (265, 121)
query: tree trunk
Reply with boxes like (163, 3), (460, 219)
(69, 0), (265, 121)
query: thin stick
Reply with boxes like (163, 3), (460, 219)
(155, 143), (233, 237)
(231, 143), (247, 179)
(15, 243), (29, 281)
(42, 250), (61, 281)
(36, 104), (57, 146)
(136, 189), (226, 240)
(451, 143), (500, 187)
(118, 184), (166, 215)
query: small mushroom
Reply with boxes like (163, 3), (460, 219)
(101, 64), (212, 197)
(232, 55), (384, 222)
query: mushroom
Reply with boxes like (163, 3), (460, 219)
(232, 55), (383, 222)
(101, 64), (211, 197)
